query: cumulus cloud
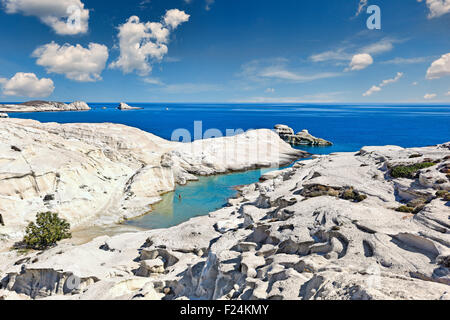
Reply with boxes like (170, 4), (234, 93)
(1, 0), (89, 35)
(32, 42), (109, 82)
(445, 91), (450, 96)
(424, 93), (437, 99)
(426, 53), (450, 79)
(348, 53), (373, 71)
(110, 10), (190, 76)
(164, 9), (190, 29)
(363, 72), (403, 96)
(417, 0), (450, 18)
(0, 72), (54, 97)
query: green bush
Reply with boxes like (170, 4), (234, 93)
(390, 162), (436, 179)
(436, 190), (448, 198)
(395, 206), (415, 213)
(23, 212), (71, 250)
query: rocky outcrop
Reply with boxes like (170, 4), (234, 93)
(117, 102), (143, 110)
(0, 119), (307, 244)
(0, 101), (90, 113)
(0, 113), (8, 118)
(1, 142), (448, 300)
(275, 125), (332, 146)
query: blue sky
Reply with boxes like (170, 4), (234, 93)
(0, 0), (449, 103)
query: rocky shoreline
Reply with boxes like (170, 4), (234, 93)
(0, 101), (91, 113)
(0, 136), (449, 300)
(0, 119), (307, 246)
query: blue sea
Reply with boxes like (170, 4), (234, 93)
(8, 103), (450, 230)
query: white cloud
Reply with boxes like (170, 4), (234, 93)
(417, 0), (450, 18)
(265, 88), (275, 93)
(381, 57), (429, 65)
(164, 9), (189, 29)
(110, 10), (190, 76)
(240, 59), (341, 83)
(360, 38), (398, 55)
(363, 72), (403, 96)
(426, 53), (450, 79)
(310, 48), (351, 63)
(348, 53), (373, 71)
(1, 0), (89, 35)
(363, 85), (381, 97)
(143, 77), (164, 85)
(424, 93), (437, 99)
(445, 91), (450, 96)
(32, 42), (109, 82)
(0, 72), (54, 97)
(310, 38), (399, 67)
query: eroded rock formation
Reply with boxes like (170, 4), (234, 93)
(1, 142), (448, 300)
(0, 119), (306, 244)
(275, 125), (332, 146)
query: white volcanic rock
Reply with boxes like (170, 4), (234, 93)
(0, 113), (8, 118)
(1, 142), (449, 300)
(274, 124), (332, 146)
(117, 102), (143, 110)
(0, 119), (306, 244)
(0, 101), (90, 113)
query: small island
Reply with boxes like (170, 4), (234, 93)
(275, 124), (333, 146)
(117, 102), (143, 110)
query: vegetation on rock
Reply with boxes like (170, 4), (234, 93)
(395, 206), (415, 213)
(390, 162), (436, 179)
(23, 212), (71, 250)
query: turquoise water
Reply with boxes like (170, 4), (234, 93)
(126, 168), (276, 230)
(7, 103), (450, 229)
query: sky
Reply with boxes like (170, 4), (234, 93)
(0, 0), (449, 103)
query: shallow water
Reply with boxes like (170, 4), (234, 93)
(125, 167), (277, 230)
(8, 103), (450, 230)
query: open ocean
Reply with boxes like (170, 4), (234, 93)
(8, 103), (450, 229)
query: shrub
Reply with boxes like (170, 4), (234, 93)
(436, 190), (448, 198)
(390, 162), (436, 179)
(395, 206), (415, 213)
(23, 212), (71, 250)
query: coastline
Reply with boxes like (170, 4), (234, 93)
(0, 141), (448, 300)
(0, 118), (308, 248)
